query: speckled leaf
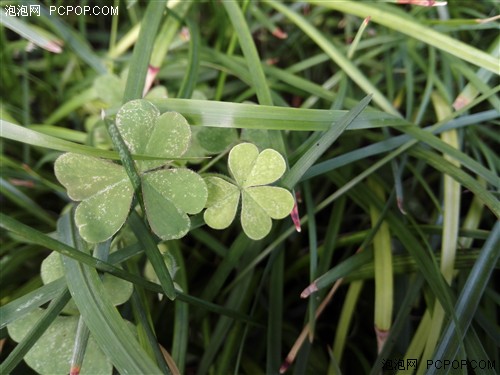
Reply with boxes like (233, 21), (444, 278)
(93, 74), (124, 106)
(228, 142), (259, 186)
(54, 153), (129, 201)
(54, 153), (134, 243)
(142, 169), (207, 240)
(7, 309), (112, 375)
(140, 111), (191, 171)
(41, 251), (133, 313)
(244, 148), (287, 188)
(246, 186), (294, 219)
(204, 176), (240, 229)
(241, 190), (272, 240)
(115, 99), (159, 156)
(74, 180), (134, 243)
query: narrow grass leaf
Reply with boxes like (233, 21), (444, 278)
(267, 249), (284, 374)
(0, 278), (66, 330)
(127, 211), (176, 300)
(123, 0), (167, 102)
(0, 177), (55, 226)
(332, 280), (363, 365)
(317, 1), (499, 74)
(1, 120), (117, 159)
(410, 146), (500, 218)
(368, 178), (393, 350)
(1, 8), (61, 53)
(0, 289), (71, 374)
(170, 244), (189, 374)
(429, 222), (500, 373)
(177, 16), (200, 99)
(282, 94), (372, 190)
(148, 98), (407, 131)
(0, 213), (258, 324)
(37, 4), (107, 73)
(301, 250), (373, 298)
(58, 212), (164, 374)
(265, 0), (397, 115)
(222, 0), (273, 106)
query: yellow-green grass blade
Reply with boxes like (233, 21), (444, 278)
(148, 98), (408, 131)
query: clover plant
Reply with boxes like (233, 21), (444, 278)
(203, 142), (294, 240)
(55, 99), (207, 243)
(55, 100), (294, 243)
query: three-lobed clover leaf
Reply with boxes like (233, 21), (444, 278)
(204, 142), (294, 240)
(55, 99), (207, 243)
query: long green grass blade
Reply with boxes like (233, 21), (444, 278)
(1, 7), (61, 53)
(0, 213), (259, 324)
(429, 222), (500, 373)
(127, 211), (176, 300)
(265, 0), (397, 115)
(315, 1), (499, 74)
(123, 0), (167, 102)
(0, 278), (66, 330)
(57, 211), (164, 374)
(0, 289), (71, 374)
(148, 97), (407, 131)
(282, 94), (372, 189)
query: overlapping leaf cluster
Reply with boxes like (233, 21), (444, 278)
(55, 100), (294, 243)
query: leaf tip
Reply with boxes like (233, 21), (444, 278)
(290, 201), (301, 232)
(272, 27), (288, 39)
(300, 282), (318, 298)
(397, 197), (407, 215)
(279, 359), (292, 374)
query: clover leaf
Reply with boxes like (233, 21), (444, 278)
(55, 99), (207, 243)
(8, 309), (112, 375)
(203, 142), (294, 240)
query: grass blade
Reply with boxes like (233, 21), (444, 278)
(123, 0), (167, 102)
(429, 222), (500, 373)
(0, 289), (71, 374)
(316, 1), (499, 74)
(282, 94), (372, 189)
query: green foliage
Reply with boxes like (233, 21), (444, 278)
(1, 1), (499, 375)
(8, 309), (112, 375)
(54, 99), (208, 242)
(204, 142), (294, 240)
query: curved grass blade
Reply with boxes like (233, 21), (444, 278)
(315, 1), (499, 74)
(1, 120), (117, 159)
(37, 4), (106, 73)
(410, 146), (500, 218)
(301, 250), (374, 298)
(0, 177), (56, 226)
(265, 0), (397, 115)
